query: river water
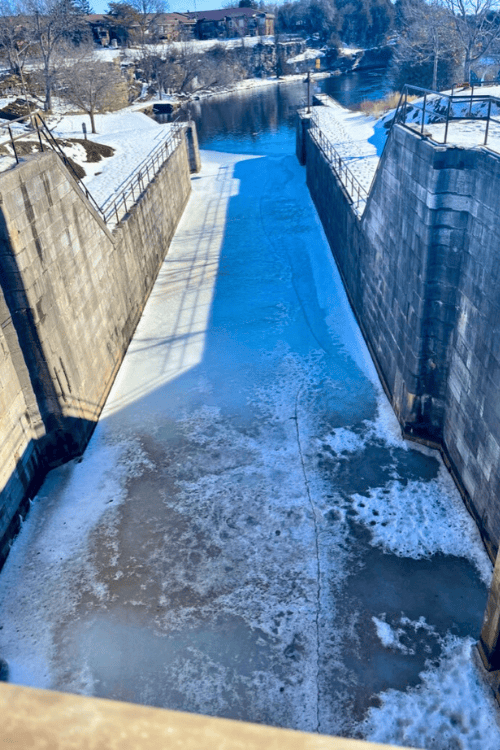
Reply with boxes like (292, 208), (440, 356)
(165, 70), (393, 156)
(0, 71), (499, 749)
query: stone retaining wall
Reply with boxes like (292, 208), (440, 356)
(0, 128), (194, 568)
(303, 118), (500, 562)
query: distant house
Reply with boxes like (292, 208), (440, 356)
(145, 13), (196, 42)
(86, 12), (195, 46)
(86, 14), (111, 46)
(85, 8), (272, 47)
(186, 7), (274, 40)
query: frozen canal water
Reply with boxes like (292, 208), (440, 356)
(1, 144), (500, 749)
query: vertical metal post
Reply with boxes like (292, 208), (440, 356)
(444, 97), (452, 143)
(484, 98), (492, 145)
(469, 86), (474, 117)
(421, 93), (427, 135)
(8, 126), (18, 163)
(307, 71), (311, 114)
(36, 119), (44, 152)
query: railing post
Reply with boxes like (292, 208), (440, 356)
(484, 98), (492, 145)
(421, 93), (427, 135)
(36, 119), (44, 153)
(444, 97), (452, 144)
(8, 126), (18, 163)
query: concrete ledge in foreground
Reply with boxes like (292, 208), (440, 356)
(0, 682), (420, 750)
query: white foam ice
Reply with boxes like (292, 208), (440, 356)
(32, 429), (154, 566)
(372, 616), (415, 655)
(351, 465), (493, 586)
(363, 636), (500, 750)
(323, 428), (366, 454)
(373, 614), (441, 658)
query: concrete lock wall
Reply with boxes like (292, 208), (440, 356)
(0, 128), (194, 569)
(303, 120), (500, 563)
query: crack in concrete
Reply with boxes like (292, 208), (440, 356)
(293, 386), (321, 733)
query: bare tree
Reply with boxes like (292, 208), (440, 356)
(129, 0), (167, 46)
(0, 0), (30, 76)
(396, 0), (460, 89)
(106, 2), (140, 46)
(20, 0), (89, 110)
(442, 0), (500, 80)
(59, 51), (126, 132)
(138, 43), (245, 96)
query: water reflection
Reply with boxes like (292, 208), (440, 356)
(156, 69), (390, 154)
(323, 69), (393, 107)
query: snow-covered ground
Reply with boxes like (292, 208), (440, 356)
(0, 128), (498, 749)
(310, 100), (385, 202)
(408, 85), (500, 151)
(49, 110), (173, 210)
(122, 35), (276, 61)
(309, 86), (500, 216)
(288, 48), (324, 64)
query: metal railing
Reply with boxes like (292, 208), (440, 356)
(309, 108), (368, 211)
(0, 110), (106, 220)
(392, 84), (500, 147)
(0, 112), (186, 226)
(100, 122), (185, 225)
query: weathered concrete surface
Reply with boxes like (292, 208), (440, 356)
(0, 150), (495, 749)
(304, 120), (500, 561)
(479, 551), (500, 674)
(0, 682), (417, 750)
(0, 131), (193, 568)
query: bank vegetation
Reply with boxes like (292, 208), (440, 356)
(0, 0), (500, 122)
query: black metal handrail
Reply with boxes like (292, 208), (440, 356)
(36, 115), (106, 220)
(392, 84), (500, 146)
(0, 111), (106, 220)
(100, 122), (185, 225)
(0, 113), (186, 226)
(309, 108), (368, 212)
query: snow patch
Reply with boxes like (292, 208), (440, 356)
(17, 429), (154, 567)
(287, 49), (324, 64)
(363, 636), (500, 750)
(372, 616), (415, 655)
(351, 466), (492, 585)
(323, 428), (366, 454)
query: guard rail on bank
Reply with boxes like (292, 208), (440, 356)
(392, 84), (500, 147)
(0, 110), (106, 221)
(308, 108), (369, 215)
(0, 681), (421, 750)
(0, 112), (186, 226)
(100, 121), (185, 225)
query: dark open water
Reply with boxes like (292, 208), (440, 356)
(159, 69), (391, 155)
